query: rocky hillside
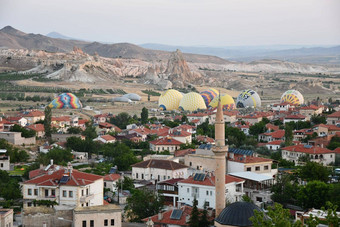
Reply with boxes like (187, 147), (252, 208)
(0, 26), (228, 64)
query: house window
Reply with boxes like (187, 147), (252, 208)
(69, 191), (73, 198)
(210, 191), (212, 196)
(82, 189), (84, 196)
(246, 167), (251, 171)
(158, 175), (160, 181)
(52, 189), (55, 196)
(189, 162), (192, 166)
(0, 163), (3, 167)
(86, 202), (89, 206)
(111, 219), (115, 225)
(331, 155), (333, 158)
(104, 219), (108, 226)
(90, 220), (94, 227)
(45, 189), (49, 197)
(141, 174), (144, 179)
(136, 173), (138, 179)
(82, 220), (86, 227)
(63, 190), (67, 197)
(264, 166), (269, 170)
(206, 190), (209, 196)
(86, 188), (89, 195)
(205, 201), (210, 207)
(28, 189), (32, 196)
(34, 189), (38, 196)
(163, 175), (166, 180)
(187, 188), (190, 193)
(104, 182), (107, 187)
(255, 166), (260, 171)
(27, 202), (32, 207)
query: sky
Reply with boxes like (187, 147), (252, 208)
(0, 0), (340, 46)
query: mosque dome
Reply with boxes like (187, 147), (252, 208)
(215, 202), (265, 226)
(48, 93), (82, 109)
(123, 93), (141, 101)
(209, 93), (235, 110)
(200, 88), (219, 107)
(280, 90), (304, 105)
(179, 92), (207, 111)
(236, 89), (261, 108)
(158, 89), (183, 111)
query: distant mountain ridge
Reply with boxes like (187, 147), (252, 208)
(46, 32), (76, 40)
(0, 26), (229, 64)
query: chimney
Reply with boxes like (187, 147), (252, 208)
(321, 144), (324, 148)
(40, 163), (43, 169)
(50, 159), (53, 165)
(67, 162), (73, 176)
(185, 215), (190, 223)
(158, 212), (163, 220)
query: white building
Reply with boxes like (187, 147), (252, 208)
(0, 155), (10, 171)
(283, 114), (306, 123)
(22, 164), (104, 208)
(282, 144), (336, 165)
(0, 209), (13, 227)
(131, 159), (188, 181)
(103, 174), (121, 192)
(178, 173), (245, 209)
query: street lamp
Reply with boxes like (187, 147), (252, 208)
(58, 217), (74, 227)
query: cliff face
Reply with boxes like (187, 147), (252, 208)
(165, 49), (202, 88)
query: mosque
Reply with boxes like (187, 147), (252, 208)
(213, 99), (266, 227)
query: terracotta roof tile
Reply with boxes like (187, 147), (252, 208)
(283, 144), (335, 154)
(132, 159), (188, 170)
(179, 174), (244, 186)
(103, 173), (120, 181)
(150, 137), (183, 146)
(24, 169), (103, 186)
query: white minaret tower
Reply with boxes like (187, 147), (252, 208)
(213, 99), (228, 216)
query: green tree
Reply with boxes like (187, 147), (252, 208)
(141, 107), (149, 124)
(82, 122), (97, 140)
(125, 189), (164, 222)
(11, 124), (36, 138)
(116, 176), (135, 192)
(299, 161), (330, 183)
(37, 148), (73, 165)
(225, 126), (246, 147)
(0, 170), (22, 200)
(327, 136), (340, 150)
(199, 202), (211, 227)
(297, 180), (331, 209)
(250, 203), (303, 227)
(44, 106), (52, 140)
(189, 198), (200, 227)
(249, 118), (269, 137)
(311, 115), (327, 125)
(271, 174), (299, 205)
(67, 126), (82, 134)
(285, 124), (293, 146)
(110, 112), (132, 129)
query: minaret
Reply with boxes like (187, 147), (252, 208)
(213, 98), (228, 216)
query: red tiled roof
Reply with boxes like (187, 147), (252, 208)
(266, 123), (279, 132)
(191, 119), (200, 123)
(231, 156), (273, 164)
(78, 119), (89, 125)
(179, 174), (244, 186)
(52, 116), (71, 122)
(150, 137), (183, 146)
(6, 116), (24, 122)
(196, 135), (214, 143)
(103, 173), (120, 181)
(283, 144), (335, 154)
(26, 124), (45, 132)
(131, 127), (152, 135)
(24, 110), (44, 117)
(142, 206), (214, 226)
(327, 111), (340, 118)
(100, 135), (116, 141)
(267, 140), (283, 145)
(24, 169), (103, 186)
(158, 178), (184, 185)
(159, 130), (191, 137)
(131, 159), (188, 170)
(99, 122), (115, 128)
(300, 105), (319, 110)
(262, 130), (285, 139)
(285, 114), (306, 119)
(174, 149), (195, 157)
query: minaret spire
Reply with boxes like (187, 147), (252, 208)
(213, 98), (228, 216)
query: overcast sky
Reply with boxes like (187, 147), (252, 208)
(0, 0), (339, 46)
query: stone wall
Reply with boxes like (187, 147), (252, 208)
(22, 207), (73, 227)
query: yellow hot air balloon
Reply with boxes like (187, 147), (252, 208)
(209, 94), (235, 110)
(179, 92), (207, 111)
(158, 89), (183, 111)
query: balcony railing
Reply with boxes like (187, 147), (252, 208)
(80, 193), (94, 203)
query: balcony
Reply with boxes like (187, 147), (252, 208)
(80, 193), (94, 203)
(37, 195), (57, 201)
